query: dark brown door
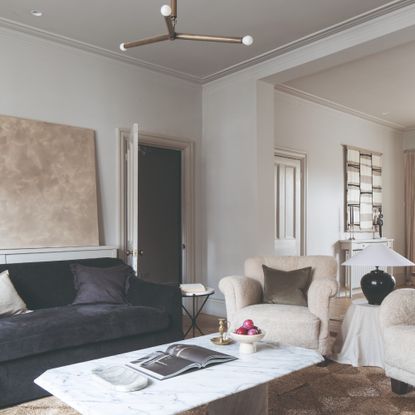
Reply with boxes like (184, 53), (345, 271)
(137, 145), (182, 284)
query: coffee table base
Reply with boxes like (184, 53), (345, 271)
(208, 383), (267, 415)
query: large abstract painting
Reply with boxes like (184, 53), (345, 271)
(0, 115), (99, 249)
(344, 145), (382, 232)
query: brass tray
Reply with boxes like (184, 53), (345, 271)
(210, 336), (233, 346)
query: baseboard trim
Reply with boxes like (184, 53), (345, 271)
(204, 297), (226, 318)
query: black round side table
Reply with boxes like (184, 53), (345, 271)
(182, 288), (215, 337)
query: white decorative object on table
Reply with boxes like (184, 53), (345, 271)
(229, 331), (265, 354)
(35, 334), (323, 415)
(92, 365), (148, 392)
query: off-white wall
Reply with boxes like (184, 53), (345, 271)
(201, 75), (258, 314)
(274, 90), (405, 263)
(202, 81), (405, 317)
(403, 130), (415, 150)
(0, 28), (202, 248)
(201, 77), (277, 316)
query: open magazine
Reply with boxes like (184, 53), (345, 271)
(127, 344), (236, 380)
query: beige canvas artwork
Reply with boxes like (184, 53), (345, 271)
(0, 115), (99, 249)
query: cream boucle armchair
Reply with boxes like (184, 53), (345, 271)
(219, 256), (338, 356)
(379, 288), (415, 394)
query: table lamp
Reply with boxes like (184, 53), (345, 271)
(342, 244), (414, 305)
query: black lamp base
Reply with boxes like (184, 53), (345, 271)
(360, 268), (395, 305)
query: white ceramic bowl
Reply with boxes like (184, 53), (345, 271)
(229, 330), (265, 354)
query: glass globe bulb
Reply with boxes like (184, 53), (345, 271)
(119, 43), (127, 52)
(160, 5), (172, 17)
(242, 35), (254, 46)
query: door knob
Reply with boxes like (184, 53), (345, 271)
(125, 249), (142, 256)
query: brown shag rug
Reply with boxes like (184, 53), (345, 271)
(2, 362), (415, 415)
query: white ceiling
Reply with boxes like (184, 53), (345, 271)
(0, 0), (401, 82)
(283, 40), (415, 130)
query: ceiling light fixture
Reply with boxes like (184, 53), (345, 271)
(120, 0), (253, 51)
(30, 10), (43, 17)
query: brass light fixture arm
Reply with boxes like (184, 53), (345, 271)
(122, 34), (170, 50)
(120, 0), (251, 50)
(171, 0), (177, 19)
(164, 0), (177, 39)
(164, 17), (176, 39)
(176, 33), (242, 44)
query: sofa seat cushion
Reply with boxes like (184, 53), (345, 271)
(233, 304), (320, 350)
(0, 304), (169, 363)
(384, 325), (415, 372)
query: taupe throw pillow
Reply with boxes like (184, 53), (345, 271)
(262, 265), (312, 306)
(0, 270), (27, 317)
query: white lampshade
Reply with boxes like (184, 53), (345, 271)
(342, 244), (414, 267)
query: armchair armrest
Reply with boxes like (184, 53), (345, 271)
(219, 276), (262, 326)
(127, 278), (183, 336)
(380, 288), (415, 329)
(307, 278), (338, 355)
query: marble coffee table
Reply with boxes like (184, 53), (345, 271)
(35, 334), (323, 415)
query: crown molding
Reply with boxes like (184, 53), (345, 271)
(0, 0), (414, 84)
(275, 84), (406, 131)
(201, 0), (415, 83)
(0, 17), (201, 84)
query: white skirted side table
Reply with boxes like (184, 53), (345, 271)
(332, 300), (384, 368)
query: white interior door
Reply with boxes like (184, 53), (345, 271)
(274, 155), (303, 256)
(125, 123), (139, 273)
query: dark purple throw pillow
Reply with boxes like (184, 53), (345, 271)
(71, 264), (135, 305)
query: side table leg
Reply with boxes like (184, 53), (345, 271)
(182, 292), (214, 338)
(192, 294), (196, 337)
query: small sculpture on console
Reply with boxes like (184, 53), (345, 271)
(375, 208), (384, 238)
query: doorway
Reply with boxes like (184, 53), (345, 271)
(138, 145), (181, 283)
(118, 127), (195, 284)
(274, 149), (307, 256)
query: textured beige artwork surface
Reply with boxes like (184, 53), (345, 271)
(0, 115), (99, 249)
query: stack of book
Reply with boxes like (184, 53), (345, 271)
(180, 283), (207, 295)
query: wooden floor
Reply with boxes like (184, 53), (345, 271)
(183, 313), (219, 339)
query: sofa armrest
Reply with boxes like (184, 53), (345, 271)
(219, 276), (262, 326)
(380, 288), (415, 329)
(127, 278), (183, 336)
(307, 278), (338, 354)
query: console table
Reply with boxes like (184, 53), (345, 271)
(339, 238), (393, 296)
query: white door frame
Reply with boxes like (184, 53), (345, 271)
(117, 128), (196, 283)
(274, 147), (307, 255)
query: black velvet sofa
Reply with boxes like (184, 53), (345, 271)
(0, 257), (183, 408)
